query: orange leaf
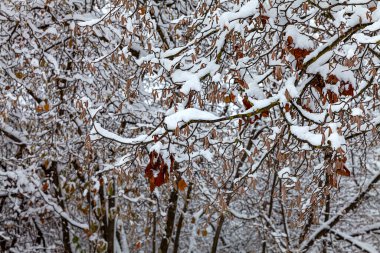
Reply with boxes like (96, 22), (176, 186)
(178, 179), (188, 191)
(224, 93), (236, 103)
(149, 178), (155, 192)
(44, 103), (50, 112)
(285, 103), (291, 112)
(290, 48), (311, 59)
(327, 91), (339, 103)
(145, 163), (154, 178)
(36, 105), (43, 113)
(155, 164), (168, 188)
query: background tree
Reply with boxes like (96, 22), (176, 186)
(1, 0), (380, 252)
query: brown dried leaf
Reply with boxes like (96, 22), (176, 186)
(337, 165), (350, 177)
(178, 179), (188, 191)
(44, 103), (50, 112)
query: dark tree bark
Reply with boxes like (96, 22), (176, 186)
(173, 183), (193, 253)
(300, 172), (380, 252)
(159, 189), (178, 253)
(51, 161), (73, 253)
(211, 214), (225, 253)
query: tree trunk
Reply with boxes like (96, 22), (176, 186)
(173, 183), (192, 253)
(159, 189), (178, 253)
(261, 173), (277, 253)
(107, 180), (116, 253)
(52, 162), (73, 253)
(211, 214), (225, 253)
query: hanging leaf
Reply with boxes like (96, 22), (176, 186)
(175, 125), (180, 137)
(224, 93), (236, 103)
(36, 105), (44, 113)
(42, 182), (49, 192)
(287, 36), (294, 45)
(285, 103), (291, 112)
(326, 74), (339, 84)
(15, 72), (24, 79)
(284, 89), (292, 101)
(337, 165), (350, 177)
(44, 103), (50, 112)
(242, 96), (252, 110)
(328, 175), (338, 188)
(178, 178), (188, 191)
(261, 110), (269, 118)
(340, 83), (354, 96)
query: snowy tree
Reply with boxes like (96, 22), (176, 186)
(1, 0), (380, 252)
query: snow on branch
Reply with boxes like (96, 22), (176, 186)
(299, 168), (380, 252)
(164, 108), (218, 130)
(330, 229), (379, 253)
(0, 120), (28, 144)
(92, 122), (153, 145)
(349, 222), (380, 236)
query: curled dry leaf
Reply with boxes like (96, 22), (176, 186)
(242, 96), (252, 110)
(44, 103), (50, 112)
(145, 151), (170, 192)
(261, 110), (270, 118)
(178, 178), (188, 191)
(326, 74), (339, 84)
(337, 165), (350, 177)
(285, 103), (291, 112)
(328, 175), (338, 188)
(287, 35), (294, 45)
(36, 105), (44, 113)
(224, 93), (236, 103)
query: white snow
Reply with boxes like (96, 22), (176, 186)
(331, 229), (379, 253)
(352, 33), (380, 44)
(172, 70), (201, 95)
(164, 108), (218, 130)
(327, 123), (346, 150)
(290, 126), (323, 146)
(351, 108), (364, 117)
(92, 122), (152, 144)
(219, 0), (259, 29)
(285, 25), (314, 49)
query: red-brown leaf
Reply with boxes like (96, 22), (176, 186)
(242, 96), (252, 110)
(337, 165), (350, 177)
(178, 179), (188, 191)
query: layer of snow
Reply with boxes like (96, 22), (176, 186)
(172, 70), (201, 95)
(92, 122), (151, 144)
(290, 126), (323, 146)
(219, 0), (259, 28)
(285, 25), (314, 49)
(164, 108), (218, 130)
